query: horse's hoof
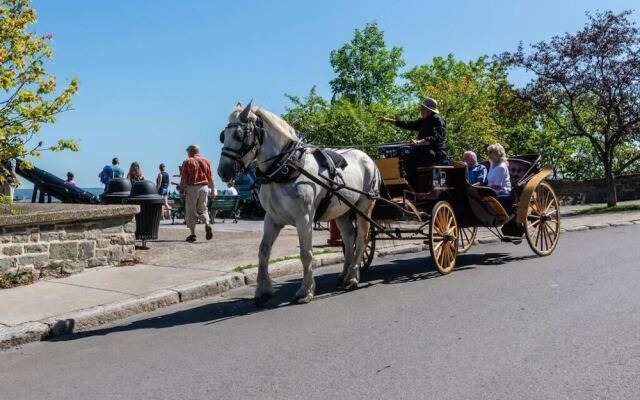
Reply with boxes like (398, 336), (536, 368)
(252, 292), (273, 306)
(291, 294), (314, 304)
(343, 278), (359, 291)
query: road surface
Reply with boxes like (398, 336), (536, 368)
(1, 225), (639, 399)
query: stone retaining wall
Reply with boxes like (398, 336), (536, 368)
(0, 204), (139, 286)
(549, 174), (640, 204)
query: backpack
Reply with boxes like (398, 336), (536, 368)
(100, 165), (113, 185)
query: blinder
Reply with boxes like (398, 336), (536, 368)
(220, 118), (265, 173)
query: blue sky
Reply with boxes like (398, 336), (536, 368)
(27, 0), (639, 189)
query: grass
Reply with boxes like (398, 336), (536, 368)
(232, 248), (341, 272)
(572, 204), (640, 216)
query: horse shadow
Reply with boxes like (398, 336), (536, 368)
(48, 251), (534, 343)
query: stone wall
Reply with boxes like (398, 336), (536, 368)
(0, 204), (139, 286)
(549, 174), (640, 205)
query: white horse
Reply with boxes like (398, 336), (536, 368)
(218, 103), (380, 304)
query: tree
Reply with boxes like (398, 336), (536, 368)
(329, 22), (405, 105)
(498, 10), (640, 206)
(403, 55), (544, 160)
(283, 87), (403, 155)
(0, 0), (79, 179)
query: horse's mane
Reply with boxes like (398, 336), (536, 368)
(229, 106), (300, 142)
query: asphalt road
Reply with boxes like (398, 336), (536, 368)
(2, 225), (640, 400)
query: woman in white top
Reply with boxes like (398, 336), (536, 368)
(485, 143), (511, 196)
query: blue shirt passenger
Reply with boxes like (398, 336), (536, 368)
(462, 151), (487, 185)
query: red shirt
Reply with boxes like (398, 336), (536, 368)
(181, 155), (212, 186)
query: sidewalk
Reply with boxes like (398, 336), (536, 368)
(2, 205), (640, 349)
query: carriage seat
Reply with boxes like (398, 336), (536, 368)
(375, 157), (407, 186)
(481, 155), (540, 187)
(466, 185), (510, 226)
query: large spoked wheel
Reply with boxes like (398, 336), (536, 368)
(360, 227), (376, 273)
(457, 226), (478, 254)
(429, 201), (459, 275)
(525, 181), (560, 256)
(341, 225), (376, 274)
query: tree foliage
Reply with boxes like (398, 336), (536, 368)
(329, 22), (405, 105)
(498, 10), (640, 205)
(0, 0), (79, 177)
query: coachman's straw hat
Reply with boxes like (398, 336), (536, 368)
(421, 97), (439, 114)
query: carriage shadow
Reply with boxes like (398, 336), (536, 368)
(48, 251), (534, 343)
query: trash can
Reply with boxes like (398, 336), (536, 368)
(100, 178), (132, 204)
(126, 180), (164, 247)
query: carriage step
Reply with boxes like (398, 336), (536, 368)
(501, 237), (523, 245)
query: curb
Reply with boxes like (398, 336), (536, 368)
(2, 220), (638, 350)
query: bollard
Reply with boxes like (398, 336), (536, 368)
(327, 220), (342, 246)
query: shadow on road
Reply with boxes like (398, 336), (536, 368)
(48, 250), (533, 343)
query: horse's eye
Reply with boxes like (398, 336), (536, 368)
(219, 131), (225, 143)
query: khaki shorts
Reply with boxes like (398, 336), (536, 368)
(184, 185), (210, 229)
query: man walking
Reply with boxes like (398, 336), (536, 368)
(180, 145), (216, 242)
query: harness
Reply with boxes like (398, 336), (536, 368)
(254, 140), (306, 184)
(220, 118), (265, 175)
(220, 117), (354, 221)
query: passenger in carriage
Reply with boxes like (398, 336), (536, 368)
(462, 151), (486, 185)
(485, 143), (511, 197)
(379, 97), (448, 188)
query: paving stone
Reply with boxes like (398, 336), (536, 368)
(172, 273), (245, 302)
(49, 241), (78, 260)
(588, 223), (610, 230)
(87, 257), (109, 268)
(62, 260), (87, 275)
(565, 226), (589, 232)
(0, 322), (50, 350)
(23, 243), (48, 253)
(0, 256), (18, 272)
(2, 244), (23, 256)
(18, 254), (49, 268)
(78, 241), (96, 260)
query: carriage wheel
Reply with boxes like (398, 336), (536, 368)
(340, 225), (376, 274)
(525, 181), (560, 256)
(360, 227), (376, 273)
(429, 201), (459, 275)
(457, 226), (478, 254)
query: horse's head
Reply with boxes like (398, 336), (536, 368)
(218, 101), (265, 182)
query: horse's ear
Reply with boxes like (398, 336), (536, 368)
(236, 102), (242, 108)
(239, 100), (252, 122)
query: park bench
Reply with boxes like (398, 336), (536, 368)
(208, 195), (240, 223)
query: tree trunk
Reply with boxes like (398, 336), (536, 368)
(604, 163), (617, 207)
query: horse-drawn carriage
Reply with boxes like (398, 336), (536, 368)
(218, 102), (560, 304)
(357, 148), (561, 275)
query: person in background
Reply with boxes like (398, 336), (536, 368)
(180, 144), (216, 242)
(156, 163), (171, 216)
(99, 157), (124, 191)
(486, 143), (511, 196)
(0, 158), (18, 202)
(126, 162), (145, 183)
(66, 172), (77, 187)
(222, 180), (238, 196)
(462, 151), (487, 185)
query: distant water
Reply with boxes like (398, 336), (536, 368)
(14, 187), (104, 202)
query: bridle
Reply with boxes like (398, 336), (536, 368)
(219, 117), (265, 174)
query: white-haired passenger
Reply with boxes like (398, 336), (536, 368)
(462, 151), (486, 185)
(486, 143), (511, 196)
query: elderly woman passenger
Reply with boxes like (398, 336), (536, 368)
(462, 151), (486, 185)
(486, 143), (511, 196)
